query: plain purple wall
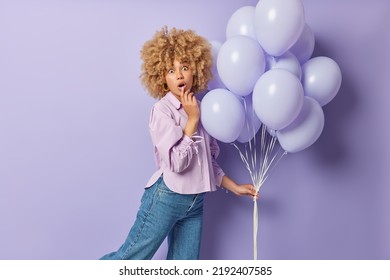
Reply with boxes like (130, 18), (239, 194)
(0, 0), (389, 260)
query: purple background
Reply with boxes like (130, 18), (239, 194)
(1, 0), (389, 260)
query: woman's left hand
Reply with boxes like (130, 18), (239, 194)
(221, 176), (258, 199)
(234, 184), (258, 199)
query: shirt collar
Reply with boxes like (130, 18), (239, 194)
(165, 92), (182, 110)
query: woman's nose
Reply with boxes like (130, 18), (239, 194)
(176, 70), (184, 79)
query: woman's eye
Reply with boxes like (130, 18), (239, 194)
(182, 66), (188, 71)
(168, 69), (174, 74)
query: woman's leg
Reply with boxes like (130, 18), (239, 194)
(166, 193), (205, 260)
(100, 177), (204, 260)
(100, 177), (174, 260)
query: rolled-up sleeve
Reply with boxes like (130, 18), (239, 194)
(210, 136), (225, 187)
(149, 105), (196, 173)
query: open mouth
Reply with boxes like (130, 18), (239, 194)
(178, 83), (186, 90)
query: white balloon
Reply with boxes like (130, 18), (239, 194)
(266, 51), (302, 79)
(201, 88), (245, 143)
(226, 6), (257, 40)
(277, 97), (325, 153)
(253, 69), (304, 130)
(217, 36), (265, 96)
(289, 23), (315, 64)
(302, 56), (342, 106)
(208, 40), (226, 90)
(236, 94), (262, 143)
(255, 0), (305, 56)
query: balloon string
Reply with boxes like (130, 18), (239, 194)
(232, 106), (287, 259)
(253, 197), (258, 260)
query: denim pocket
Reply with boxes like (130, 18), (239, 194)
(141, 176), (163, 204)
(158, 178), (177, 195)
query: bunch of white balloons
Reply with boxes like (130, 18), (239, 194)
(201, 0), (342, 153)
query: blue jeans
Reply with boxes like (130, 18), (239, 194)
(100, 176), (205, 260)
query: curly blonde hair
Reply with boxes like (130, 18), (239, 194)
(140, 26), (213, 99)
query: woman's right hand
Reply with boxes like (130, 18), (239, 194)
(180, 87), (199, 120)
(181, 87), (199, 137)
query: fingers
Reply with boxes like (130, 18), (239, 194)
(250, 185), (258, 198)
(243, 184), (259, 199)
(182, 91), (195, 104)
(180, 84), (187, 95)
(180, 85), (186, 100)
(179, 86), (194, 103)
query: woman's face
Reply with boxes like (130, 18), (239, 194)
(165, 59), (194, 100)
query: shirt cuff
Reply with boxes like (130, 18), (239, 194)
(215, 170), (225, 187)
(173, 135), (195, 157)
(182, 135), (194, 147)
